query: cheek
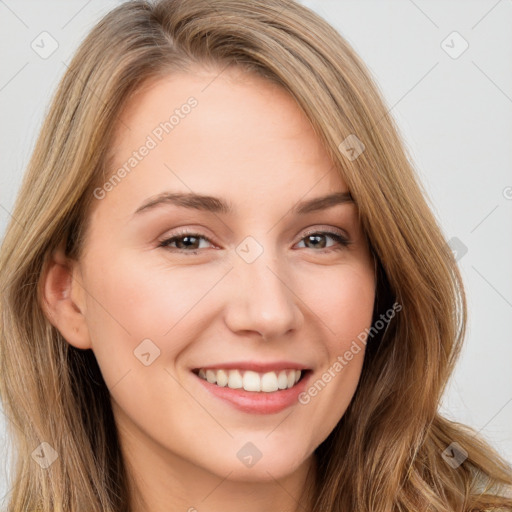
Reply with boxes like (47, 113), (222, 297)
(299, 258), (375, 340)
(294, 260), (375, 438)
(80, 250), (211, 386)
(84, 249), (214, 335)
(79, 251), (220, 440)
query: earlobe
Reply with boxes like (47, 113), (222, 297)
(41, 244), (92, 350)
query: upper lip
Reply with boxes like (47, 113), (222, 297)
(192, 361), (311, 373)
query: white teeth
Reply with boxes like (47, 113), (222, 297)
(216, 369), (229, 387)
(243, 371), (261, 392)
(228, 369), (243, 389)
(196, 368), (303, 392)
(261, 371), (278, 392)
(277, 370), (289, 389)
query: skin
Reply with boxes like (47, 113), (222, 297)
(43, 66), (376, 512)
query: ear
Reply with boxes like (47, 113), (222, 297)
(41, 242), (92, 350)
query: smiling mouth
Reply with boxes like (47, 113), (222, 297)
(192, 368), (309, 393)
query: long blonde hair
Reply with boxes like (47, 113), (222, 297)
(0, 1), (511, 510)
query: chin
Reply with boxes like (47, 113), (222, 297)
(203, 441), (313, 482)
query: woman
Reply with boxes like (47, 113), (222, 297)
(0, 0), (511, 511)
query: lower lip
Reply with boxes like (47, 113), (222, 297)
(193, 371), (312, 414)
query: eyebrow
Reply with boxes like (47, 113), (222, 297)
(132, 190), (354, 217)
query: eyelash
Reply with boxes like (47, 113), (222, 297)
(158, 228), (352, 255)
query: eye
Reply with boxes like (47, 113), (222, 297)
(158, 227), (351, 255)
(296, 229), (351, 253)
(158, 230), (213, 254)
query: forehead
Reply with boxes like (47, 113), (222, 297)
(97, 67), (348, 220)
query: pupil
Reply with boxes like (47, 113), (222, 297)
(180, 236), (198, 249)
(308, 234), (325, 249)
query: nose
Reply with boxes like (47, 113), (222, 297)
(223, 247), (304, 341)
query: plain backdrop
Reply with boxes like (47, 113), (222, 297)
(0, 0), (511, 501)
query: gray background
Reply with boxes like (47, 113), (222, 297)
(0, 0), (511, 501)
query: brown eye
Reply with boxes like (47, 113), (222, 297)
(159, 231), (213, 253)
(297, 230), (351, 252)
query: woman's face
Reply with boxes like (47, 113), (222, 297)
(52, 67), (375, 486)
